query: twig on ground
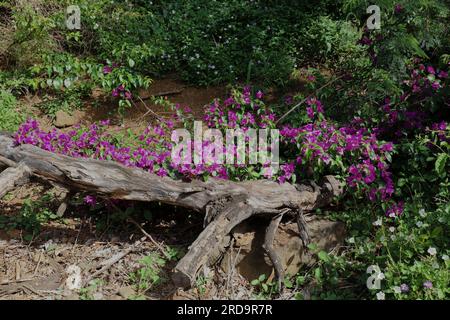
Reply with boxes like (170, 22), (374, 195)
(71, 218), (83, 254)
(128, 217), (172, 260)
(83, 239), (143, 287)
(148, 88), (185, 98)
(33, 252), (43, 277)
(135, 95), (165, 121)
(1, 278), (34, 285)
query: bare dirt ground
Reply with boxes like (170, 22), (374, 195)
(0, 180), (259, 300)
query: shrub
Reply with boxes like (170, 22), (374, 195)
(0, 89), (25, 131)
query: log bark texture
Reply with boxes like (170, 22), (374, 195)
(0, 133), (343, 287)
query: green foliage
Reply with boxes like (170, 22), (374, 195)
(250, 274), (278, 299)
(395, 125), (450, 202)
(0, 193), (60, 237)
(1, 0), (449, 301)
(80, 279), (105, 300)
(128, 252), (170, 297)
(0, 89), (24, 131)
(299, 16), (366, 65)
(2, 0), (59, 68)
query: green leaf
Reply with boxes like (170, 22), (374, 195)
(318, 251), (330, 262)
(284, 278), (293, 288)
(128, 59), (136, 68)
(314, 267), (322, 280)
(435, 153), (448, 177)
(296, 276), (305, 286)
(53, 79), (62, 90)
(63, 78), (73, 88)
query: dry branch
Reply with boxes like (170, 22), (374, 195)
(0, 162), (31, 199)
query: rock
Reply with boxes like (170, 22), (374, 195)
(118, 286), (136, 299)
(220, 217), (346, 282)
(54, 110), (85, 128)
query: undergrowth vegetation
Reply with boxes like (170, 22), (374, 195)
(0, 0), (449, 300)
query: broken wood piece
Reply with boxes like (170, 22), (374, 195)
(0, 155), (17, 168)
(263, 211), (285, 290)
(297, 210), (310, 246)
(47, 182), (71, 217)
(0, 162), (31, 199)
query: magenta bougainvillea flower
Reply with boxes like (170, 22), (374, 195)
(84, 195), (97, 206)
(394, 4), (403, 14)
(103, 66), (113, 75)
(14, 87), (401, 215)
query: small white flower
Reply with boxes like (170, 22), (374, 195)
(427, 247), (437, 256)
(419, 209), (426, 217)
(376, 291), (385, 300)
(373, 218), (382, 226)
(390, 235), (397, 241)
(348, 237), (355, 244)
(389, 227), (395, 233)
(377, 272), (385, 280)
(442, 254), (449, 261)
(416, 221), (423, 228)
(393, 286), (402, 294)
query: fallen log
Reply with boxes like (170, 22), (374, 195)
(0, 162), (31, 199)
(0, 133), (343, 288)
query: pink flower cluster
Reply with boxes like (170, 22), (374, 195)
(203, 86), (276, 130)
(280, 118), (394, 202)
(14, 87), (398, 212)
(406, 62), (447, 94)
(112, 84), (132, 100)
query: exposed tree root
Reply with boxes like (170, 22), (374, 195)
(263, 211), (286, 290)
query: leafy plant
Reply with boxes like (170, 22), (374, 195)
(0, 89), (25, 131)
(251, 274), (278, 299)
(79, 279), (105, 300)
(128, 253), (167, 297)
(1, 193), (60, 238)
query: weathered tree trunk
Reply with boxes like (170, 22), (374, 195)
(0, 133), (343, 288)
